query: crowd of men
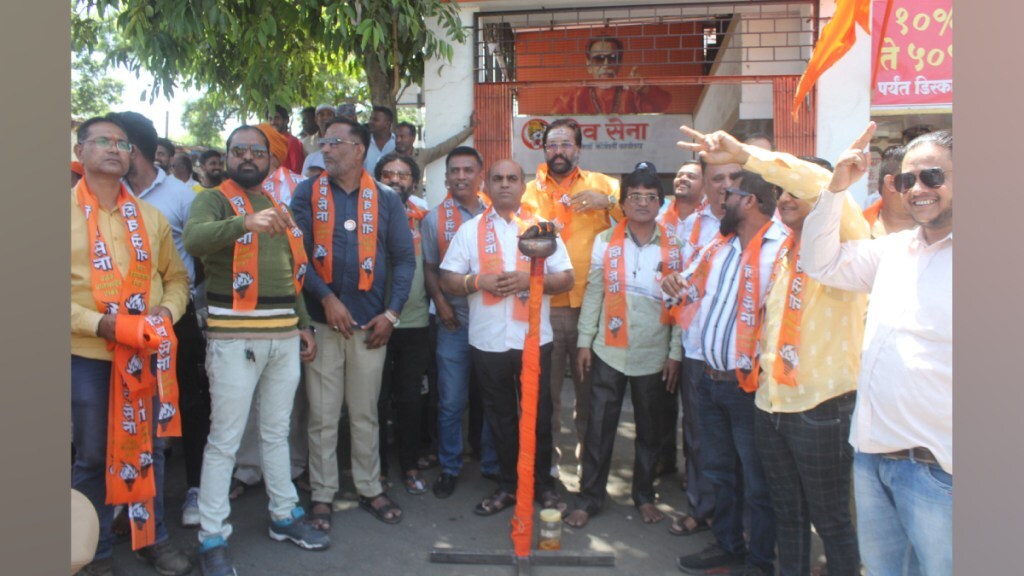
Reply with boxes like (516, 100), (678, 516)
(71, 102), (952, 576)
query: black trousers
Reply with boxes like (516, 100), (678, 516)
(470, 344), (555, 495)
(379, 326), (431, 474)
(576, 353), (671, 512)
(755, 391), (859, 576)
(175, 300), (210, 488)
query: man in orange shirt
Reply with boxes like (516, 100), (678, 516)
(521, 119), (621, 477)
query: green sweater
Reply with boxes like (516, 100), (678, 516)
(183, 187), (310, 337)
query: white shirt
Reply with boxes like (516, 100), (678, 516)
(364, 133), (396, 173)
(802, 191), (953, 474)
(440, 209), (573, 353)
(302, 151), (325, 177)
(674, 205), (722, 359)
(682, 220), (788, 370)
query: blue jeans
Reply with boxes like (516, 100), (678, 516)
(698, 374), (776, 571)
(854, 452), (953, 576)
(71, 355), (169, 560)
(435, 323), (496, 476)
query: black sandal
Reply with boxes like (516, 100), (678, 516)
(359, 493), (403, 524)
(474, 489), (516, 516)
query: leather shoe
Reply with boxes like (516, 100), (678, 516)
(433, 473), (457, 499)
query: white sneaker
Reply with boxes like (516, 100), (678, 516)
(181, 487), (200, 528)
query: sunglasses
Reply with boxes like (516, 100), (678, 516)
(228, 144), (269, 159)
(894, 168), (950, 193)
(588, 53), (621, 65)
(319, 137), (361, 149)
(625, 193), (660, 204)
(381, 169), (412, 179)
(724, 186), (783, 201)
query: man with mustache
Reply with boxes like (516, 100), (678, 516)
(290, 116), (416, 531)
(373, 152), (432, 496)
(184, 125), (325, 576)
(439, 158), (574, 516)
(862, 145), (917, 238)
(420, 146), (500, 498)
(803, 125), (953, 576)
(552, 37), (672, 115)
(567, 163), (682, 529)
(662, 172), (786, 576)
(522, 119), (621, 479)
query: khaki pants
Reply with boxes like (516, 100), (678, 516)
(306, 322), (387, 502)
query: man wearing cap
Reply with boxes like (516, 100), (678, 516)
(302, 104), (336, 155)
(364, 105), (397, 173)
(336, 103), (358, 121)
(267, 105), (306, 174)
(290, 117), (416, 530)
(662, 171), (785, 576)
(567, 164), (682, 529)
(522, 118), (621, 478)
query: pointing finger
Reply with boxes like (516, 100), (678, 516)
(850, 122), (877, 152)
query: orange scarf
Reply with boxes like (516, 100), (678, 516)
(437, 192), (489, 261)
(863, 198), (883, 227)
(769, 236), (804, 387)
(477, 206), (533, 321)
(310, 170), (378, 290)
(262, 166), (305, 204)
(673, 232), (734, 330)
(735, 221), (776, 392)
(76, 178), (181, 551)
(604, 220), (683, 347)
(534, 163), (580, 241)
(219, 180), (309, 310)
(406, 199), (426, 257)
(683, 199), (711, 267)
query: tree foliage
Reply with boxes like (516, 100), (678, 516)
(181, 93), (231, 148)
(72, 0), (467, 118)
(72, 52), (125, 118)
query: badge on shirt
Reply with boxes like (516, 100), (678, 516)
(344, 219), (356, 232)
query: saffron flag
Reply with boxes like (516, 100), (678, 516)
(792, 0), (872, 120)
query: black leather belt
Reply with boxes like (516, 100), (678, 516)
(704, 366), (738, 382)
(882, 447), (938, 466)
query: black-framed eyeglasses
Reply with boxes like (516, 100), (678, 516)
(588, 53), (621, 65)
(894, 168), (950, 193)
(318, 137), (361, 149)
(81, 137), (133, 152)
(228, 144), (269, 159)
(724, 187), (752, 199)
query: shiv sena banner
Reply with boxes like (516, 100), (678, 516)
(871, 0), (952, 110)
(513, 115), (692, 175)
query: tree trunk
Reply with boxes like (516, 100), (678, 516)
(364, 53), (397, 112)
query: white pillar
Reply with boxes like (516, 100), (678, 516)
(815, 0), (872, 204)
(422, 8), (477, 207)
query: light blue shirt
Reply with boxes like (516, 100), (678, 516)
(126, 168), (196, 286)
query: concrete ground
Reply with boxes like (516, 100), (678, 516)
(108, 381), (827, 575)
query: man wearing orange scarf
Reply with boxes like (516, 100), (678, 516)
(290, 116), (416, 529)
(863, 145), (916, 238)
(184, 126), (324, 576)
(521, 119), (621, 477)
(679, 127), (871, 576)
(71, 116), (191, 576)
(663, 172), (786, 576)
(439, 159), (574, 516)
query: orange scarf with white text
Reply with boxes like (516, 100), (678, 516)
(76, 178), (181, 551)
(603, 220), (683, 347)
(219, 179), (308, 309)
(406, 200), (426, 257)
(437, 192), (489, 261)
(769, 236), (804, 387)
(734, 221), (776, 392)
(310, 169), (378, 290)
(477, 206), (533, 321)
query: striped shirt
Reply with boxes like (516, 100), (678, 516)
(683, 220), (788, 371)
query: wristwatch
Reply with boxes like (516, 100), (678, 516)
(606, 193), (616, 207)
(384, 309), (401, 328)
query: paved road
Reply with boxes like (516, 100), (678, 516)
(108, 382), (825, 575)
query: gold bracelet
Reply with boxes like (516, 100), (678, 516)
(464, 274), (472, 295)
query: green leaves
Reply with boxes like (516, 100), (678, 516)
(71, 0), (467, 114)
